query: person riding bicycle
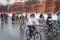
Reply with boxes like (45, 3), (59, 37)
(38, 14), (45, 31)
(27, 14), (39, 38)
(16, 14), (19, 23)
(11, 12), (16, 24)
(38, 14), (44, 24)
(1, 12), (4, 22)
(19, 16), (24, 28)
(46, 14), (53, 31)
(57, 12), (60, 24)
(16, 15), (18, 19)
(4, 12), (8, 23)
(57, 12), (60, 30)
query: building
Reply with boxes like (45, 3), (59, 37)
(0, 0), (60, 14)
(12, 0), (60, 14)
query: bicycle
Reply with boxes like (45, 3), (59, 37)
(5, 18), (8, 24)
(1, 18), (4, 24)
(11, 16), (16, 24)
(16, 16), (20, 24)
(43, 23), (58, 37)
(26, 25), (42, 40)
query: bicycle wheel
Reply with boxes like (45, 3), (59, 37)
(52, 27), (58, 37)
(26, 29), (30, 40)
(44, 26), (49, 34)
(34, 32), (42, 40)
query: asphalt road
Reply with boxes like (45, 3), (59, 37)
(0, 17), (60, 40)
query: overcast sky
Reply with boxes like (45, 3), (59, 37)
(0, 0), (26, 5)
(0, 0), (45, 5)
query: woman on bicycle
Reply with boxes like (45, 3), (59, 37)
(46, 13), (53, 31)
(27, 14), (39, 38)
(19, 16), (24, 28)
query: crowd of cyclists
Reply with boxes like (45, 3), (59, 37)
(0, 11), (60, 29)
(0, 11), (60, 39)
(0, 12), (8, 23)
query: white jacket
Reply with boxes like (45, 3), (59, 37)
(27, 18), (39, 25)
(38, 17), (44, 23)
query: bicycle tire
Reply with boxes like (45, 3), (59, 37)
(26, 29), (30, 40)
(52, 27), (58, 37)
(44, 26), (49, 34)
(34, 32), (42, 40)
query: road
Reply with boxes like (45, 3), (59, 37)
(0, 17), (60, 40)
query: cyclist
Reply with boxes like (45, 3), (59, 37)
(4, 12), (8, 23)
(1, 12), (4, 23)
(38, 14), (44, 24)
(19, 16), (24, 28)
(57, 12), (60, 30)
(46, 14), (53, 31)
(16, 14), (19, 23)
(27, 14), (39, 38)
(38, 14), (45, 31)
(11, 12), (16, 24)
(57, 12), (60, 24)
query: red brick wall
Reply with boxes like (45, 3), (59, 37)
(0, 0), (60, 14)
